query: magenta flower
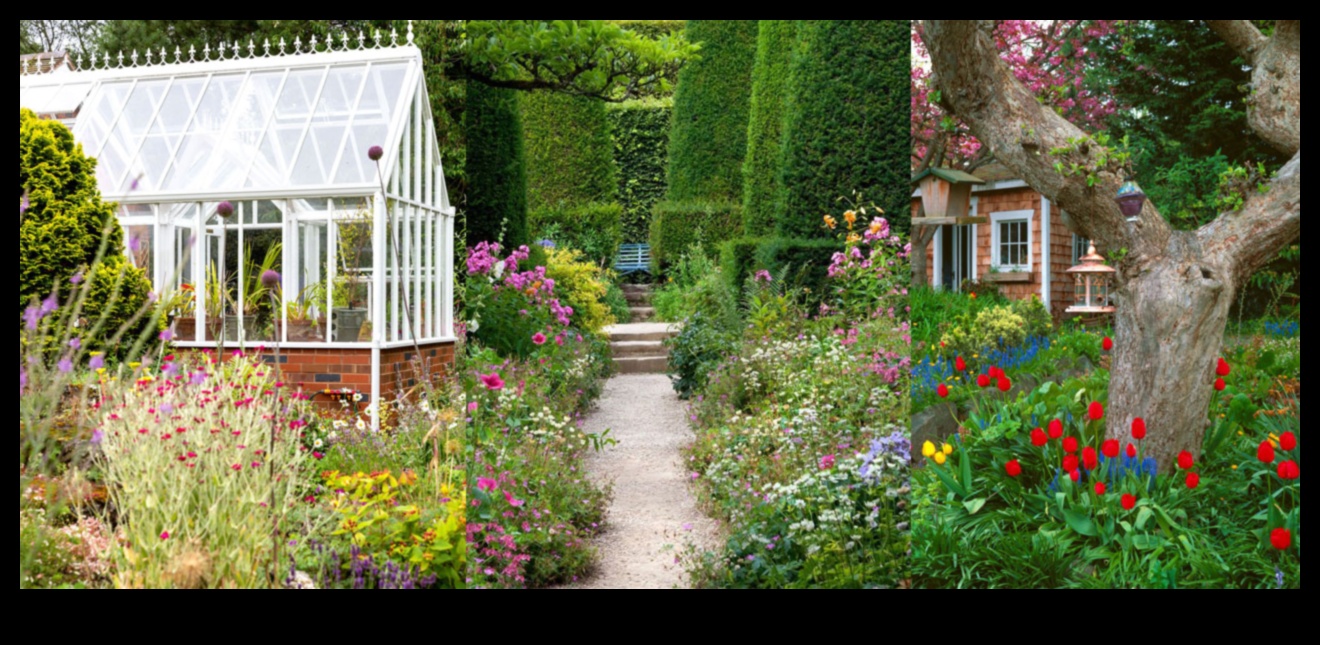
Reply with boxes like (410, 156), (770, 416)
(819, 454), (836, 470)
(24, 306), (39, 330)
(368, 145), (384, 161)
(479, 372), (505, 390)
(70, 272), (83, 285)
(477, 477), (497, 492)
(532, 332), (547, 346)
(68, 337), (81, 349)
(216, 201), (235, 219)
(57, 357), (73, 373)
(503, 490), (524, 507)
(41, 295), (58, 315)
(160, 531), (170, 540)
(467, 401), (479, 413)
(159, 329), (174, 342)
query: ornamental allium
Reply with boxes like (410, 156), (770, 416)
(1063, 437), (1078, 454)
(1270, 527), (1291, 550)
(1102, 439), (1120, 459)
(936, 383), (949, 398)
(216, 201), (234, 218)
(1094, 481), (1106, 495)
(1216, 357), (1231, 377)
(261, 270), (281, 288)
(1088, 401), (1104, 421)
(1257, 440), (1276, 464)
(1005, 460), (1022, 477)
(1121, 494), (1136, 510)
(1131, 417), (1146, 440)
(89, 354), (104, 370)
(1177, 451), (1194, 470)
(954, 356), (966, 372)
(1102, 336), (1113, 352)
(976, 374), (990, 388)
(1048, 419), (1063, 439)
(368, 145), (384, 161)
(1082, 446), (1098, 470)
(1031, 428), (1047, 447)
(1277, 460), (1300, 480)
(1185, 472), (1200, 489)
(1280, 432), (1296, 452)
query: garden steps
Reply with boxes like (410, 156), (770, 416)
(622, 284), (652, 308)
(606, 321), (678, 374)
(628, 306), (656, 323)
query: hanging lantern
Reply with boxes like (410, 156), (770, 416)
(1065, 243), (1116, 314)
(1115, 176), (1146, 222)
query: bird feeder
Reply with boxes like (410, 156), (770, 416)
(1115, 176), (1146, 222)
(1065, 243), (1116, 313)
(912, 167), (987, 225)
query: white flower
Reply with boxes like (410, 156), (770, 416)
(355, 419), (366, 431)
(313, 439), (323, 449)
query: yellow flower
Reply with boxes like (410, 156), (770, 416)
(922, 441), (936, 458)
(823, 215), (837, 230)
(129, 361), (141, 369)
(942, 443), (954, 456)
(844, 210), (857, 227)
(933, 451), (947, 465)
(846, 233), (861, 244)
(869, 222), (883, 236)
(1231, 464), (1238, 470)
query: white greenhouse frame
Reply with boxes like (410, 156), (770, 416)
(20, 26), (456, 429)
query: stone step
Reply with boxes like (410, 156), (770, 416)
(625, 293), (652, 306)
(606, 323), (680, 343)
(610, 340), (667, 358)
(628, 306), (656, 323)
(613, 355), (669, 374)
(621, 284), (653, 294)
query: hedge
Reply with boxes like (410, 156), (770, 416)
(648, 200), (743, 272)
(521, 90), (617, 212)
(607, 98), (672, 243)
(754, 236), (839, 305)
(19, 108), (154, 357)
(718, 236), (766, 293)
(528, 202), (623, 269)
(741, 20), (798, 237)
(777, 20), (910, 238)
(665, 20), (759, 203)
(465, 82), (528, 248)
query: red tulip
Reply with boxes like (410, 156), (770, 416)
(1048, 419), (1063, 440)
(1083, 446), (1099, 470)
(1185, 472), (1200, 489)
(1177, 451), (1194, 470)
(1102, 439), (1120, 459)
(977, 374), (991, 388)
(1094, 481), (1106, 495)
(1005, 460), (1022, 477)
(1258, 440), (1276, 464)
(1031, 428), (1048, 447)
(988, 366), (1001, 379)
(1126, 443), (1137, 459)
(1121, 493), (1136, 510)
(1069, 469), (1080, 482)
(1063, 437), (1078, 454)
(1280, 432), (1296, 452)
(937, 383), (949, 398)
(997, 376), (1012, 392)
(1271, 527), (1291, 550)
(1088, 401), (1104, 421)
(955, 356), (966, 372)
(1062, 455), (1079, 473)
(1277, 460), (1300, 480)
(1216, 357), (1231, 377)
(1214, 378), (1226, 392)
(1102, 336), (1113, 351)
(1131, 417), (1146, 440)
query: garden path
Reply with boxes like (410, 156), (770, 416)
(563, 373), (717, 589)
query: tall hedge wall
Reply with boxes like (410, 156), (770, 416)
(521, 90), (617, 212)
(607, 98), (672, 243)
(649, 200), (743, 271)
(465, 82), (528, 248)
(741, 20), (797, 237)
(665, 20), (759, 203)
(777, 20), (910, 239)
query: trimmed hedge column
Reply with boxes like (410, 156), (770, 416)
(741, 19), (798, 237)
(607, 98), (672, 243)
(522, 91), (618, 211)
(465, 82), (528, 248)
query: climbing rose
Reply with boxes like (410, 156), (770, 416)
(1185, 472), (1200, 489)
(1005, 460), (1021, 477)
(1131, 417), (1146, 440)
(1280, 432), (1296, 451)
(1277, 460), (1300, 480)
(1094, 481), (1106, 495)
(1102, 336), (1113, 351)
(976, 374), (990, 388)
(1216, 357), (1231, 377)
(1102, 439), (1120, 459)
(1063, 437), (1078, 454)
(937, 383), (949, 398)
(1257, 441), (1275, 464)
(216, 201), (234, 218)
(1088, 401), (1104, 421)
(1126, 443), (1137, 459)
(955, 356), (966, 372)
(1048, 419), (1063, 439)
(1062, 455), (1079, 473)
(1121, 494), (1136, 510)
(1214, 378), (1226, 392)
(1177, 451), (1194, 470)
(368, 145), (384, 161)
(1270, 527), (1291, 550)
(1082, 446), (1098, 470)
(997, 376), (1011, 392)
(1031, 428), (1047, 447)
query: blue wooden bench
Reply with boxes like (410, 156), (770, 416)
(614, 243), (651, 275)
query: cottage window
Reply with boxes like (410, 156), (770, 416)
(990, 210), (1032, 273)
(1072, 234), (1091, 265)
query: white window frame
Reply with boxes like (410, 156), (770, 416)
(932, 196), (978, 290)
(1072, 232), (1091, 266)
(990, 209), (1033, 273)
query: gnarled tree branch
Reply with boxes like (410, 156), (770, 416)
(1206, 20), (1266, 62)
(1199, 152), (1301, 286)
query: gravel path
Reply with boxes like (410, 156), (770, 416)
(564, 374), (717, 589)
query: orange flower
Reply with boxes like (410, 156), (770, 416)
(823, 215), (837, 229)
(843, 210), (857, 227)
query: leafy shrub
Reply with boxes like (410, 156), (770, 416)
(607, 98), (672, 242)
(777, 20), (910, 236)
(753, 237), (837, 305)
(20, 108), (154, 357)
(465, 83), (528, 248)
(603, 280), (631, 323)
(609, 19), (686, 39)
(666, 20), (759, 202)
(529, 202), (623, 268)
(909, 286), (1010, 351)
(1011, 295), (1054, 338)
(666, 310), (739, 399)
(741, 20), (797, 236)
(938, 305), (1028, 359)
(649, 199), (744, 271)
(652, 244), (738, 324)
(521, 90), (617, 211)
(719, 236), (765, 295)
(544, 247), (616, 334)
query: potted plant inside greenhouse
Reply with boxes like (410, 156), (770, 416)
(332, 211), (372, 343)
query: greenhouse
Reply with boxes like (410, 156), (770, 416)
(19, 27), (456, 425)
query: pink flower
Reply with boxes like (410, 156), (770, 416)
(503, 490), (525, 507)
(467, 401), (479, 413)
(819, 454), (836, 470)
(478, 477), (497, 492)
(480, 372), (505, 390)
(532, 332), (547, 346)
(160, 531), (170, 540)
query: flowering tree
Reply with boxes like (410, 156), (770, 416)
(922, 20), (1300, 466)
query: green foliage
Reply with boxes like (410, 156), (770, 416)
(753, 237), (837, 305)
(602, 280), (631, 323)
(719, 236), (765, 295)
(666, 310), (739, 399)
(19, 109), (153, 357)
(608, 20), (686, 41)
(909, 286), (1011, 352)
(606, 98), (673, 242)
(1010, 295), (1054, 338)
(652, 245), (738, 324)
(544, 247), (617, 334)
(648, 200), (744, 272)
(939, 305), (1028, 360)
(741, 20), (797, 236)
(528, 202), (623, 268)
(521, 91), (617, 211)
(473, 287), (553, 359)
(777, 20), (910, 237)
(465, 83), (528, 248)
(666, 20), (759, 203)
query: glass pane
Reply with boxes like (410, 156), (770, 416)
(126, 224), (154, 279)
(125, 135), (179, 192)
(294, 220), (329, 342)
(160, 73), (247, 191)
(150, 76), (206, 136)
(291, 124), (343, 185)
(312, 66), (366, 124)
(76, 81), (133, 156)
(256, 200), (283, 224)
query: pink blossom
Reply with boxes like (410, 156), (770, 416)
(479, 372), (505, 390)
(532, 332), (547, 346)
(478, 477), (497, 492)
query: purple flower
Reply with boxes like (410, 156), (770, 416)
(159, 329), (174, 342)
(261, 270), (281, 288)
(40, 295), (58, 315)
(162, 362), (179, 378)
(89, 354), (104, 370)
(19, 370), (27, 394)
(189, 371), (208, 386)
(70, 272), (83, 285)
(20, 192), (29, 215)
(90, 429), (104, 445)
(216, 201), (235, 219)
(367, 145), (384, 161)
(68, 337), (81, 350)
(129, 236), (142, 253)
(24, 306), (39, 331)
(57, 357), (73, 373)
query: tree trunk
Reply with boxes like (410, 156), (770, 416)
(1106, 235), (1236, 468)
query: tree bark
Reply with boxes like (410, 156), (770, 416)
(923, 20), (1301, 467)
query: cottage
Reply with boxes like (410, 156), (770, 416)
(913, 163), (1097, 319)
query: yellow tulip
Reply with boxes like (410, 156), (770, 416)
(934, 452), (947, 465)
(943, 443), (953, 456)
(922, 441), (936, 458)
